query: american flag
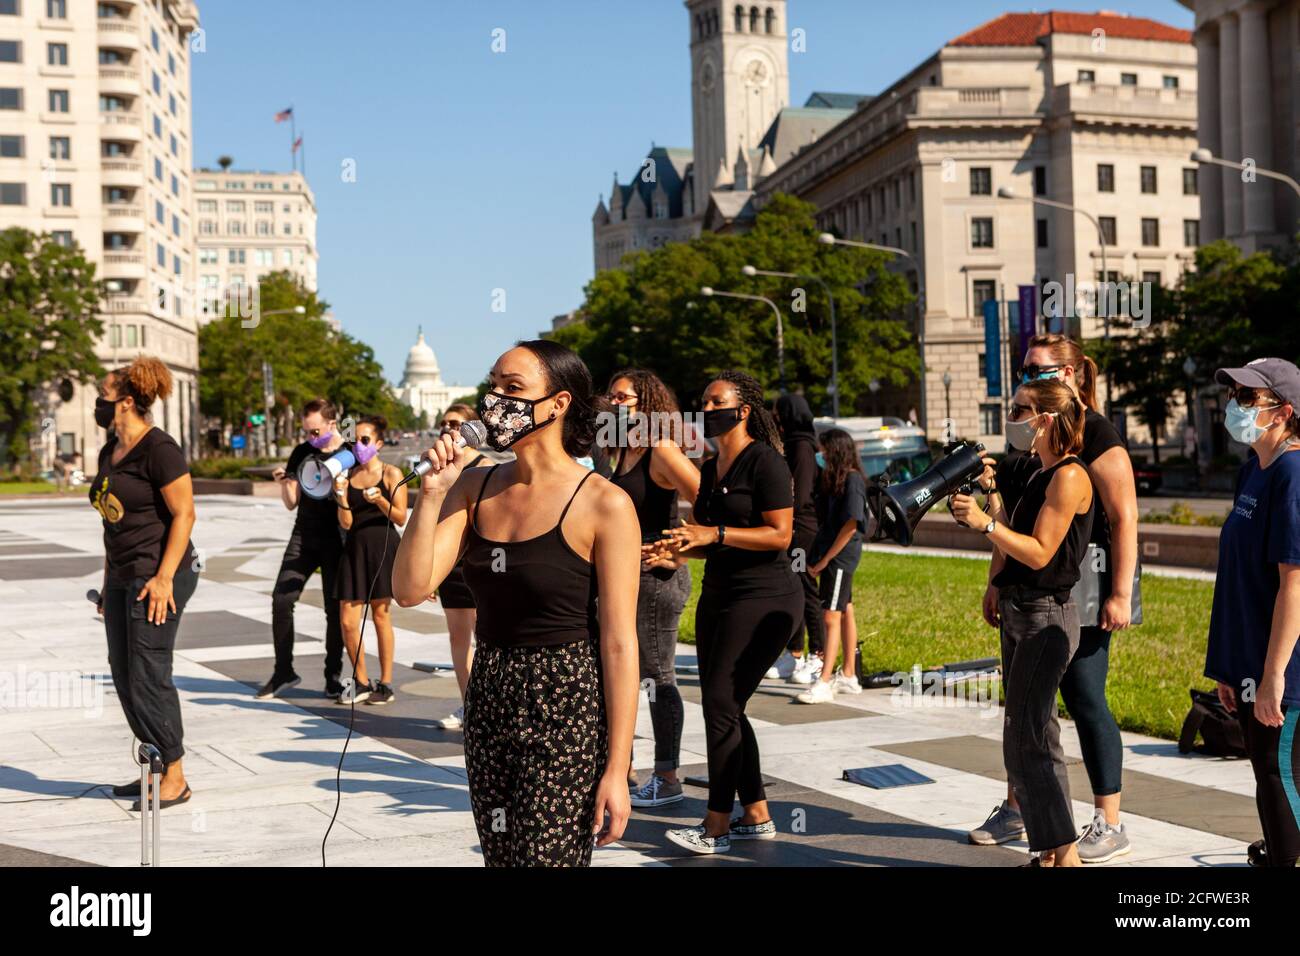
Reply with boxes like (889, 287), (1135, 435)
(292, 136), (303, 153)
(274, 106), (293, 123)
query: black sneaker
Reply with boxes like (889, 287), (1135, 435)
(335, 678), (374, 705)
(255, 673), (301, 700)
(1248, 839), (1267, 867)
(324, 675), (345, 698)
(366, 682), (395, 706)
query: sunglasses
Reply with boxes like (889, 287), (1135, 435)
(357, 435), (377, 446)
(607, 391), (639, 404)
(1010, 402), (1038, 420)
(442, 420), (464, 430)
(1017, 364), (1068, 383)
(303, 427), (328, 438)
(1228, 386), (1279, 408)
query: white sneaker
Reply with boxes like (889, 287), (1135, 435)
(795, 679), (836, 704)
(832, 672), (862, 695)
(436, 705), (464, 730)
(790, 654), (823, 685)
(666, 824), (730, 855)
(766, 650), (798, 680)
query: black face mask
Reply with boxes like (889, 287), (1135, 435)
(94, 396), (123, 430)
(476, 390), (559, 452)
(702, 406), (744, 439)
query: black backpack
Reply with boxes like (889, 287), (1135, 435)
(1178, 689), (1248, 758)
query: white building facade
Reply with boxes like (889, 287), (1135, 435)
(755, 11), (1202, 449)
(1181, 0), (1300, 252)
(193, 166), (318, 321)
(1, 0), (202, 467)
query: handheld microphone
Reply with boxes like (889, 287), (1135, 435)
(87, 588), (101, 605)
(405, 420), (487, 483)
(298, 446), (358, 500)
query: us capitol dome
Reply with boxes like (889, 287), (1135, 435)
(394, 327), (473, 426)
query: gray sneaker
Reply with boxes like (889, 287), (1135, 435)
(1076, 809), (1131, 864)
(969, 801), (1026, 845)
(629, 774), (684, 808)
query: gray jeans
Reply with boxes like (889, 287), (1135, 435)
(637, 563), (691, 772)
(1000, 590), (1081, 852)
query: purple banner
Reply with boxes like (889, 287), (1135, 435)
(1016, 285), (1038, 370)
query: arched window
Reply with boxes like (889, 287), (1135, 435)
(695, 14), (703, 39)
(734, 5), (744, 32)
(750, 5), (760, 32)
(765, 7), (775, 33)
(711, 9), (719, 34)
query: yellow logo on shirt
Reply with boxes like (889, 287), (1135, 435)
(91, 476), (124, 524)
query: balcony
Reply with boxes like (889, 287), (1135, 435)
(99, 111), (143, 140)
(1050, 82), (1196, 127)
(103, 294), (148, 315)
(910, 86), (1036, 120)
(102, 252), (146, 280)
(103, 203), (145, 232)
(98, 67), (141, 97)
(100, 159), (144, 188)
(97, 19), (140, 48)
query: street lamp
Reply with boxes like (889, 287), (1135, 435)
(700, 286), (788, 393)
(997, 185), (1112, 414)
(743, 263), (840, 417)
(1190, 148), (1300, 200)
(818, 232), (927, 433)
(942, 370), (953, 438)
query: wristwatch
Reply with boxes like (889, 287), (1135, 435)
(716, 525), (727, 545)
(981, 519), (996, 535)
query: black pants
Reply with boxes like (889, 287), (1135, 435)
(103, 566), (199, 766)
(1059, 626), (1123, 796)
(696, 585), (801, 814)
(463, 638), (606, 867)
(1000, 591), (1081, 852)
(272, 526), (343, 681)
(787, 527), (824, 655)
(1234, 692), (1300, 868)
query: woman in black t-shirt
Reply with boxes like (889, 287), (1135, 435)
(89, 357), (198, 811)
(652, 371), (801, 855)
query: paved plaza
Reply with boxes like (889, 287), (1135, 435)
(0, 495), (1258, 867)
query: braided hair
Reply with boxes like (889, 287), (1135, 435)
(712, 370), (783, 455)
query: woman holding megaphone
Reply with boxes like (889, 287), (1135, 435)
(950, 379), (1094, 867)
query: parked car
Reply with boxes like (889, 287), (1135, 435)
(1132, 458), (1162, 494)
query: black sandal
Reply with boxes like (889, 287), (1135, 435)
(111, 779), (141, 798)
(130, 785), (192, 812)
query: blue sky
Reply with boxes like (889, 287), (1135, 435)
(191, 0), (1194, 388)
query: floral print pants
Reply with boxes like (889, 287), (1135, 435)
(463, 637), (607, 867)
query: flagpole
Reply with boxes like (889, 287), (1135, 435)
(290, 110), (297, 172)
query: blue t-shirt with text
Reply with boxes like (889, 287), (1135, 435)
(1205, 450), (1300, 706)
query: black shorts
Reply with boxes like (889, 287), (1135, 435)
(818, 563), (854, 611)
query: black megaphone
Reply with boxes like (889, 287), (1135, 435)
(867, 441), (986, 546)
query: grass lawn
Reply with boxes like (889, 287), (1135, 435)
(0, 481), (62, 495)
(677, 551), (1216, 742)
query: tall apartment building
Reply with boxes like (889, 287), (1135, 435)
(1180, 0), (1300, 253)
(755, 11), (1201, 449)
(0, 0), (201, 466)
(193, 166), (318, 321)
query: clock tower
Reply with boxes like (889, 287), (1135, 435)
(686, 1), (790, 214)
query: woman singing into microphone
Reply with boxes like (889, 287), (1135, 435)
(653, 370), (801, 855)
(393, 341), (639, 867)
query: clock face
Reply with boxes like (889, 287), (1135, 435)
(743, 58), (769, 88)
(700, 60), (716, 94)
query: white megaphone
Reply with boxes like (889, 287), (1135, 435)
(297, 445), (357, 499)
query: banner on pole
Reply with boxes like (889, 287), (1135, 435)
(983, 298), (1002, 398)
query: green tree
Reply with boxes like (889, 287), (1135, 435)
(0, 228), (104, 469)
(199, 271), (411, 449)
(558, 194), (918, 410)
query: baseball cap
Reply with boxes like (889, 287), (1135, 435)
(1215, 357), (1300, 409)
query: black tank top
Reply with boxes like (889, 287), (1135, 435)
(345, 473), (393, 531)
(610, 447), (677, 543)
(461, 464), (599, 648)
(993, 456), (1095, 595)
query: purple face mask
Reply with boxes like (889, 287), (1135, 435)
(307, 430), (334, 450)
(354, 440), (378, 465)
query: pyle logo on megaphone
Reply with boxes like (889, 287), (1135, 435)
(913, 488), (933, 506)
